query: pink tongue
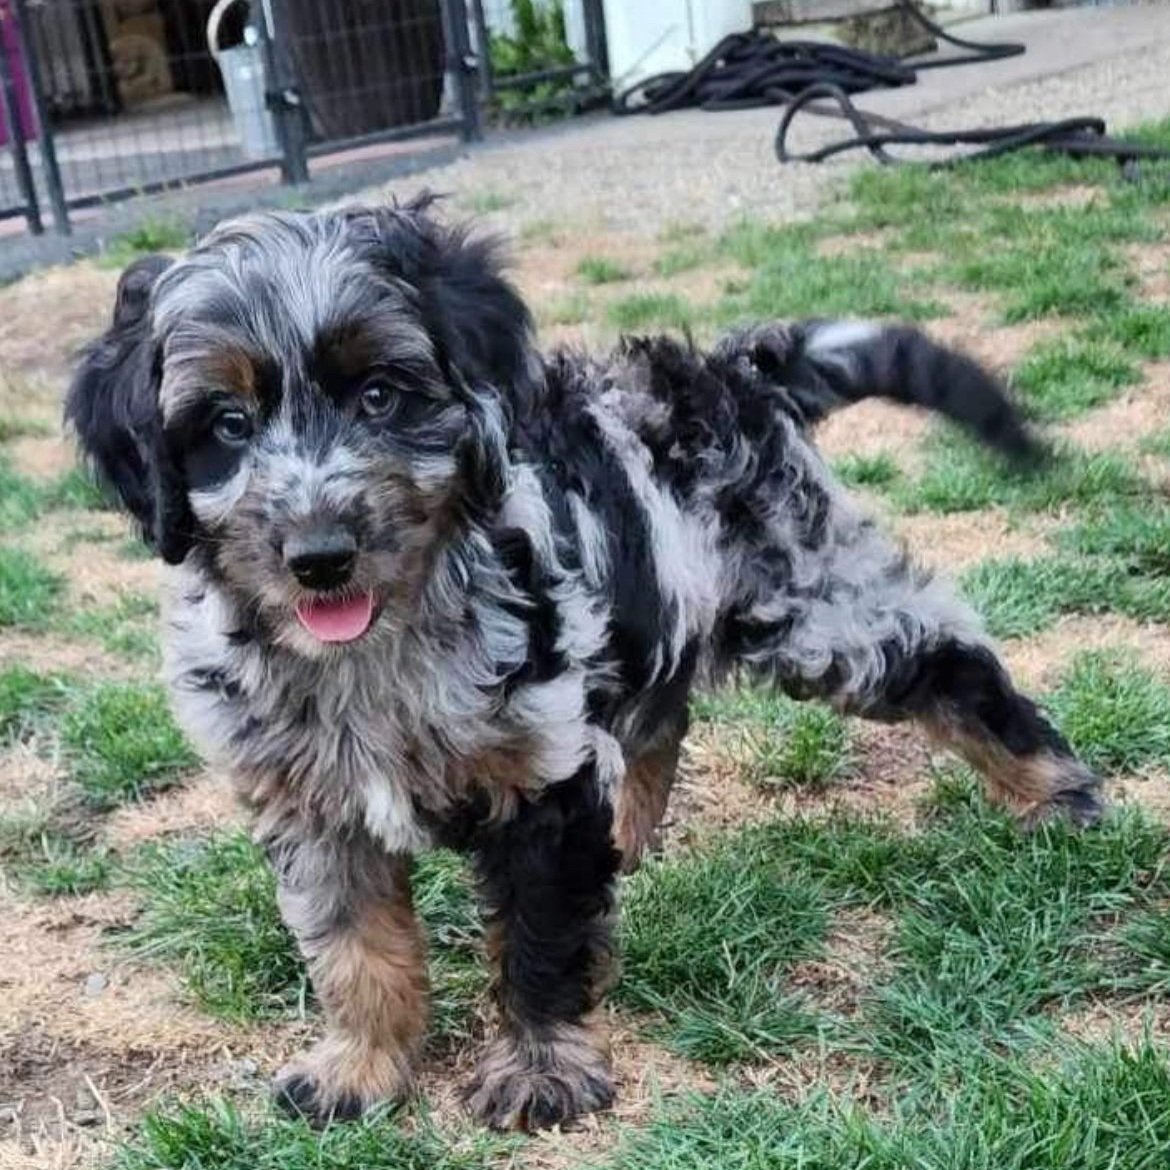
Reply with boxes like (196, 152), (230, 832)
(295, 593), (375, 643)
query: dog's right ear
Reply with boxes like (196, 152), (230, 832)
(65, 253), (173, 544)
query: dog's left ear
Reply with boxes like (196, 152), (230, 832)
(66, 253), (196, 564)
(342, 200), (538, 413)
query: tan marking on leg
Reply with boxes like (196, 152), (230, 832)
(926, 718), (1103, 826)
(613, 747), (678, 874)
(277, 859), (428, 1120)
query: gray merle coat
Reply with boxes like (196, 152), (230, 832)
(67, 199), (1102, 1131)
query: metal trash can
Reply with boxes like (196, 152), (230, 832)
(208, 0), (279, 159)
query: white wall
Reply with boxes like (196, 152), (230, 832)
(602, 0), (753, 90)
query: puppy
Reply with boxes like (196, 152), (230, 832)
(67, 198), (1103, 1131)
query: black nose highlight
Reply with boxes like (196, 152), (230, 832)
(284, 529), (357, 591)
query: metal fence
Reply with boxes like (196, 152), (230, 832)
(0, 0), (608, 237)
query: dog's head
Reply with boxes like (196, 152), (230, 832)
(67, 199), (535, 656)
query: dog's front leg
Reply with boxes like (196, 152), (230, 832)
(265, 828), (428, 1125)
(467, 763), (620, 1131)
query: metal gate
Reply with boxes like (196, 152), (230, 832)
(0, 0), (483, 235)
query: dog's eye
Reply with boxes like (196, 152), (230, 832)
(359, 380), (395, 419)
(212, 408), (253, 446)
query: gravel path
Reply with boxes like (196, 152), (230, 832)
(361, 6), (1170, 239)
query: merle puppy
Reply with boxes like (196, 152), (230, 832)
(67, 199), (1103, 1131)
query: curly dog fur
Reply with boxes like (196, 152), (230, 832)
(67, 198), (1103, 1130)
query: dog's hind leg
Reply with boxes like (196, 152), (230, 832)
(265, 829), (428, 1125)
(730, 516), (1103, 827)
(467, 762), (620, 1131)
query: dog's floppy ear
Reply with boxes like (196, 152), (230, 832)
(342, 198), (538, 412)
(66, 253), (196, 564)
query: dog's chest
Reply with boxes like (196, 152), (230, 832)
(162, 578), (576, 853)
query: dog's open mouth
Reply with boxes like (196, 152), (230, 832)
(295, 592), (376, 643)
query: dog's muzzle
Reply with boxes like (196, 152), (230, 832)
(283, 527), (357, 592)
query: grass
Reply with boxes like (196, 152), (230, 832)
(833, 451), (902, 490)
(654, 242), (710, 276)
(0, 458), (43, 532)
(97, 217), (189, 269)
(462, 190), (515, 214)
(1046, 651), (1170, 776)
(114, 1098), (514, 1170)
(63, 591), (160, 661)
(1012, 336), (1141, 421)
(0, 547), (63, 628)
(607, 292), (695, 331)
(576, 255), (631, 284)
(61, 681), (197, 807)
(602, 1040), (1170, 1170)
(0, 663), (70, 740)
(694, 684), (851, 790)
(617, 827), (828, 1063)
(125, 833), (307, 1020)
(891, 430), (1143, 515)
(716, 219), (946, 322)
(123, 832), (487, 1036)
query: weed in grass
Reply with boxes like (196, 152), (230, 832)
(61, 681), (196, 807)
(1012, 336), (1141, 421)
(0, 547), (63, 628)
(602, 1040), (1170, 1170)
(617, 827), (829, 1063)
(1046, 651), (1170, 776)
(607, 292), (694, 331)
(114, 1097), (515, 1170)
(97, 218), (189, 269)
(576, 255), (631, 284)
(833, 451), (902, 490)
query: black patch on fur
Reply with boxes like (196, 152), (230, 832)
(473, 764), (619, 1027)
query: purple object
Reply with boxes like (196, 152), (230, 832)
(0, 6), (38, 146)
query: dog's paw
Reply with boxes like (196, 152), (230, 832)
(466, 1026), (614, 1131)
(1023, 758), (1106, 831)
(273, 1039), (411, 1127)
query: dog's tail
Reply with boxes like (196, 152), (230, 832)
(721, 319), (1043, 465)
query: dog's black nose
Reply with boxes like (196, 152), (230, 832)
(284, 529), (357, 591)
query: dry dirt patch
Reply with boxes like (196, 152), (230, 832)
(1060, 360), (1170, 453)
(893, 508), (1051, 574)
(1123, 240), (1170, 304)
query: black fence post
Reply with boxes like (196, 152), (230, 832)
(0, 5), (39, 234)
(469, 0), (494, 101)
(582, 0), (609, 86)
(13, 0), (69, 235)
(259, 0), (309, 185)
(440, 0), (481, 143)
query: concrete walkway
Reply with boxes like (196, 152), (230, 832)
(367, 4), (1170, 236)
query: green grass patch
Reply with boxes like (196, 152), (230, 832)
(1059, 501), (1170, 573)
(61, 681), (196, 807)
(114, 1097), (513, 1170)
(97, 217), (188, 269)
(717, 219), (945, 322)
(653, 242), (710, 276)
(892, 430), (1143, 515)
(0, 547), (63, 628)
(462, 189), (514, 214)
(601, 1040), (1170, 1170)
(43, 465), (109, 511)
(1012, 336), (1141, 421)
(833, 451), (902, 490)
(617, 828), (829, 1063)
(0, 415), (52, 442)
(0, 663), (71, 740)
(126, 833), (306, 1020)
(606, 292), (694, 331)
(1046, 651), (1170, 776)
(0, 458), (43, 532)
(1084, 302), (1170, 361)
(63, 591), (160, 661)
(576, 255), (631, 284)
(539, 291), (590, 326)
